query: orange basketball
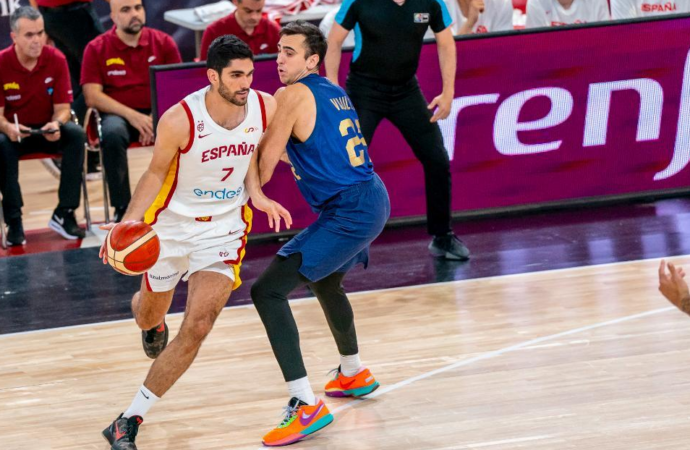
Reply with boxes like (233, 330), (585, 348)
(106, 221), (160, 276)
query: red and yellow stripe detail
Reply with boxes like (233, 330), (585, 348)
(224, 204), (253, 290)
(144, 153), (180, 225)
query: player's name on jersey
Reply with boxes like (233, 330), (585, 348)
(201, 143), (256, 163)
(330, 96), (354, 111)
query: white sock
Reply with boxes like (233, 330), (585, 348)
(340, 354), (362, 377)
(287, 376), (316, 405)
(123, 384), (160, 419)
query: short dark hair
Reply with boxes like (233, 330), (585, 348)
(279, 20), (327, 69)
(10, 6), (42, 32)
(206, 35), (254, 74)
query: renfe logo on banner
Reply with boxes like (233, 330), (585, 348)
(437, 46), (690, 181)
(153, 16), (690, 235)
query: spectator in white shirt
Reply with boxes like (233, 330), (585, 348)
(526, 0), (610, 27)
(320, 8), (355, 48)
(611, 0), (690, 19)
(320, 0), (513, 39)
(447, 0), (515, 33)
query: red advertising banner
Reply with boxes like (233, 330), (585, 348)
(152, 16), (690, 234)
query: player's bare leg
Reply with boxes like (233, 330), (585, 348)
(132, 278), (175, 359)
(143, 270), (233, 396)
(103, 270), (234, 450)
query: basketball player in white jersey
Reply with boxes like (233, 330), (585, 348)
(97, 35), (291, 450)
(526, 0), (610, 28)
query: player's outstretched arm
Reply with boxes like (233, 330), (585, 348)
(658, 260), (690, 314)
(98, 104), (187, 260)
(257, 85), (305, 186)
(244, 92), (292, 232)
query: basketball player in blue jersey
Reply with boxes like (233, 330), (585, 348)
(251, 21), (391, 447)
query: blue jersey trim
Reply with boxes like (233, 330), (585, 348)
(352, 23), (362, 62)
(335, 0), (357, 25)
(434, 0), (453, 29)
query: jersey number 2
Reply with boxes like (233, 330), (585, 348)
(339, 119), (366, 167)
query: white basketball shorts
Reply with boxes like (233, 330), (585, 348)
(144, 205), (253, 292)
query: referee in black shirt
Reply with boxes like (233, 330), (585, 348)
(325, 0), (470, 260)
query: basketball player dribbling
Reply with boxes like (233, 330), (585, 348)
(250, 22), (391, 446)
(97, 36), (291, 450)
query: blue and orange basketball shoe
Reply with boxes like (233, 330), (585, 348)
(262, 397), (333, 446)
(324, 366), (380, 398)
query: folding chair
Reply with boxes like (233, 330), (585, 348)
(83, 108), (111, 224)
(83, 108), (144, 225)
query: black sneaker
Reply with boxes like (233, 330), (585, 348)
(142, 322), (168, 359)
(48, 208), (85, 240)
(114, 207), (127, 223)
(102, 413), (142, 450)
(7, 219), (26, 246)
(429, 233), (470, 261)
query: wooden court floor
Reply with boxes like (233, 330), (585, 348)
(2, 256), (690, 449)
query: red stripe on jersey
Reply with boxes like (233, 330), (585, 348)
(180, 100), (195, 154)
(256, 91), (267, 132)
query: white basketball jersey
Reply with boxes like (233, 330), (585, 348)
(611, 0), (690, 18)
(526, 0), (610, 28)
(145, 86), (266, 224)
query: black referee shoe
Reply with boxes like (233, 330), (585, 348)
(429, 233), (470, 261)
(142, 322), (169, 359)
(102, 413), (142, 450)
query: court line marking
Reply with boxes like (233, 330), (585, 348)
(1, 254), (685, 339)
(328, 306), (675, 416)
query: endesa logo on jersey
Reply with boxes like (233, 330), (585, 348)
(193, 185), (244, 200)
(641, 2), (676, 11)
(201, 142), (255, 163)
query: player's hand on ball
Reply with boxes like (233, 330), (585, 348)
(99, 222), (117, 264)
(252, 195), (292, 233)
(658, 260), (690, 313)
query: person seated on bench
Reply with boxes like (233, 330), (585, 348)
(0, 6), (86, 246)
(81, 0), (181, 222)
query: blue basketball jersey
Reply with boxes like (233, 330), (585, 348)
(286, 74), (374, 211)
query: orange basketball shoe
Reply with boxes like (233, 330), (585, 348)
(324, 367), (380, 398)
(262, 397), (333, 447)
